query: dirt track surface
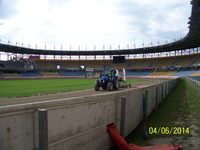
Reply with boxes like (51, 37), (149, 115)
(0, 79), (168, 106)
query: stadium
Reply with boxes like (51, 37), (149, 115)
(0, 0), (200, 150)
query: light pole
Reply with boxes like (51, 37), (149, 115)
(61, 44), (62, 60)
(78, 45), (80, 51)
(70, 44), (71, 60)
(110, 45), (112, 60)
(7, 40), (10, 61)
(94, 44), (96, 60)
(85, 44), (87, 60)
(103, 45), (105, 60)
(44, 43), (47, 60)
(127, 44), (129, 49)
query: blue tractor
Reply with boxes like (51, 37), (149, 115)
(94, 69), (119, 91)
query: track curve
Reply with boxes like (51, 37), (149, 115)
(0, 79), (168, 106)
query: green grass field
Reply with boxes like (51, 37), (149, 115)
(126, 78), (200, 147)
(0, 78), (145, 98)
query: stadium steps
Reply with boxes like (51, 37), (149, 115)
(20, 72), (42, 77)
(189, 55), (199, 66)
(190, 71), (200, 76)
(41, 72), (59, 77)
(172, 57), (180, 66)
(126, 71), (151, 76)
(149, 71), (177, 76)
(191, 55), (200, 66)
(59, 71), (85, 76)
(172, 71), (198, 77)
(0, 73), (21, 78)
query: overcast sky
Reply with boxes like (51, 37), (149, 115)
(0, 0), (191, 50)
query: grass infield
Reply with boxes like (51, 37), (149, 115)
(0, 78), (145, 98)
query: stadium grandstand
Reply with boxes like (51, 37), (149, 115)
(0, 0), (200, 78)
(1, 1), (200, 150)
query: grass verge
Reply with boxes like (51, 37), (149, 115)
(126, 78), (200, 147)
(0, 78), (145, 98)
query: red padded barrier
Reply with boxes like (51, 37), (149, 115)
(107, 123), (182, 150)
(107, 123), (131, 150)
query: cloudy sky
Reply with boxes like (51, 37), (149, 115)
(0, 0), (191, 50)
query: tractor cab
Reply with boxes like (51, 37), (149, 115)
(100, 69), (117, 77)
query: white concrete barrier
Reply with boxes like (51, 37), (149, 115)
(0, 79), (179, 150)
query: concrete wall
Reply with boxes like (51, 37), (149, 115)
(0, 79), (179, 150)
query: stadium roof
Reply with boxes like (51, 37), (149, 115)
(0, 0), (200, 56)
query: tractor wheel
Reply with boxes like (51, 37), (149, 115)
(107, 82), (113, 91)
(102, 85), (107, 90)
(94, 82), (100, 91)
(128, 83), (131, 88)
(113, 79), (119, 90)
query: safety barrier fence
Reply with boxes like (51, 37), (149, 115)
(186, 76), (200, 96)
(0, 78), (179, 150)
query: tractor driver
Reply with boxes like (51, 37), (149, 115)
(115, 69), (119, 77)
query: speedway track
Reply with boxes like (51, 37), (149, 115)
(0, 79), (167, 106)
